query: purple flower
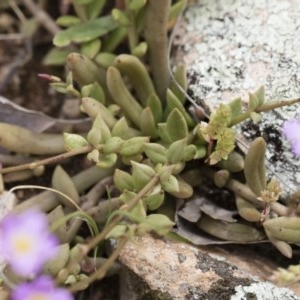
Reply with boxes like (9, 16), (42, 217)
(282, 119), (300, 157)
(0, 209), (58, 277)
(12, 275), (73, 300)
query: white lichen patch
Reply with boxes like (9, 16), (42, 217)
(173, 0), (300, 194)
(231, 281), (300, 300)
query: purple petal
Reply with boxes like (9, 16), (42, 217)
(282, 119), (300, 143)
(0, 209), (59, 276)
(282, 119), (300, 158)
(1, 210), (49, 238)
(292, 142), (300, 157)
(12, 276), (73, 300)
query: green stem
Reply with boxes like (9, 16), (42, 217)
(73, 4), (88, 22)
(0, 145), (93, 174)
(144, 0), (171, 102)
(68, 176), (159, 292)
(81, 176), (114, 210)
(230, 97), (300, 127)
(69, 234), (129, 293)
(83, 175), (159, 252)
(11, 164), (120, 214)
(125, 0), (138, 53)
(0, 153), (34, 166)
(87, 197), (121, 225)
(102, 27), (127, 52)
(201, 166), (289, 216)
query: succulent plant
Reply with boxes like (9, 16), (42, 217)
(2, 0), (300, 296)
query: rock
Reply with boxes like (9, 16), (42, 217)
(118, 234), (300, 300)
(172, 0), (300, 195)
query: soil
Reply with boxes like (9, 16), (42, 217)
(0, 36), (63, 117)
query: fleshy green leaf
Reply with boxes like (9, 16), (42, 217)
(56, 15), (81, 27)
(106, 224), (127, 239)
(53, 16), (117, 47)
(144, 186), (164, 211)
(249, 93), (260, 110)
(141, 214), (175, 236)
(157, 123), (172, 144)
(228, 97), (242, 119)
(52, 165), (80, 206)
(97, 153), (117, 168)
(250, 111), (262, 124)
(183, 144), (197, 161)
(81, 83), (105, 103)
(95, 52), (116, 68)
(114, 169), (135, 192)
(132, 42), (148, 57)
(64, 133), (88, 151)
(43, 48), (72, 66)
(253, 86), (265, 107)
(144, 143), (168, 164)
(73, 0), (93, 4)
(120, 190), (137, 204)
(102, 136), (124, 154)
(140, 107), (158, 138)
(111, 9), (130, 26)
(128, 0), (147, 10)
(167, 138), (187, 164)
(166, 89), (195, 127)
(119, 137), (149, 156)
(131, 161), (156, 190)
(166, 108), (188, 142)
(160, 174), (179, 194)
(80, 39), (101, 59)
(147, 94), (163, 122)
(86, 0), (106, 20)
(87, 149), (100, 163)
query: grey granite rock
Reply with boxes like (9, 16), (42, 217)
(118, 235), (300, 300)
(172, 0), (300, 196)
